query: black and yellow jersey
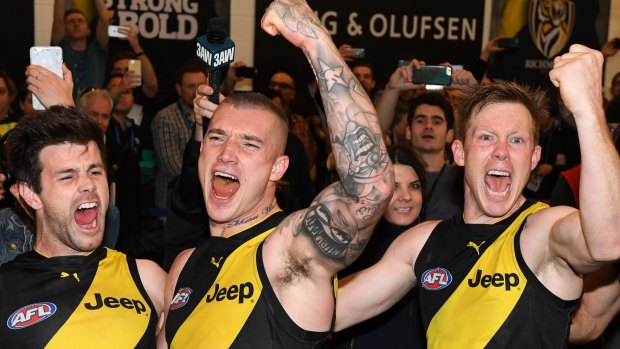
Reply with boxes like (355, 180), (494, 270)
(415, 200), (578, 349)
(0, 247), (158, 348)
(165, 210), (331, 348)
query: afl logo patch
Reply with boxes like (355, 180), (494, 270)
(421, 268), (452, 291)
(7, 302), (57, 330)
(170, 287), (193, 310)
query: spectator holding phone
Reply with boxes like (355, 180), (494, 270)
(51, 0), (110, 99)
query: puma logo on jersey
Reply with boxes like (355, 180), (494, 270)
(211, 256), (224, 268)
(206, 282), (254, 304)
(468, 269), (520, 291)
(60, 271), (80, 282)
(84, 293), (147, 314)
(467, 241), (486, 256)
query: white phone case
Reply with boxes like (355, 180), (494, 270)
(29, 46), (63, 110)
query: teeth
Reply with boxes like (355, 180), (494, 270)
(486, 184), (510, 197)
(488, 170), (509, 177)
(78, 202), (97, 210)
(215, 172), (238, 181)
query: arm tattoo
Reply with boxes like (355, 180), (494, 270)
(270, 1), (320, 40)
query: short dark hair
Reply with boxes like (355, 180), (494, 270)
(0, 71), (17, 101)
(455, 80), (548, 144)
(176, 58), (208, 85)
(64, 8), (86, 19)
(387, 143), (428, 203)
(407, 92), (455, 129)
(6, 106), (106, 193)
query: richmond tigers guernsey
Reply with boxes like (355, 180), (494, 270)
(415, 200), (578, 349)
(165, 211), (332, 349)
(0, 247), (158, 348)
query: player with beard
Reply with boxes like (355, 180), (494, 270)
(0, 106), (165, 347)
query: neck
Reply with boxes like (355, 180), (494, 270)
(112, 113), (126, 129)
(70, 37), (88, 51)
(420, 151), (446, 172)
(209, 200), (279, 238)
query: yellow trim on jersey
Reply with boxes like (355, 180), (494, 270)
(46, 249), (151, 348)
(427, 202), (547, 349)
(171, 229), (274, 349)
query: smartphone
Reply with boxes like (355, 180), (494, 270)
(235, 66), (258, 79)
(350, 48), (366, 59)
(128, 59), (142, 86)
(108, 25), (128, 38)
(29, 46), (64, 110)
(498, 37), (519, 48)
(413, 65), (452, 85)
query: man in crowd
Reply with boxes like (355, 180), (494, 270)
(152, 60), (208, 209)
(52, 0), (110, 98)
(158, 0), (394, 347)
(336, 45), (620, 348)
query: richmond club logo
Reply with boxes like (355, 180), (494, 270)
(529, 0), (575, 58)
(421, 268), (453, 291)
(170, 287), (193, 310)
(7, 302), (57, 330)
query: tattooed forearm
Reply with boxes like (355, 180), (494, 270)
(270, 1), (320, 39)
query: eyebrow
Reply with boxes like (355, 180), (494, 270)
(208, 128), (265, 144)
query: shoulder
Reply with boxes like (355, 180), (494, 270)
(387, 220), (439, 265)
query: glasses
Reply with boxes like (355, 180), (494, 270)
(269, 81), (294, 90)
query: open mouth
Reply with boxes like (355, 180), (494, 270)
(485, 170), (511, 197)
(212, 171), (240, 199)
(74, 202), (98, 229)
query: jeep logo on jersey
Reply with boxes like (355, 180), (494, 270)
(421, 268), (452, 291)
(170, 287), (193, 311)
(84, 293), (147, 314)
(468, 269), (520, 291)
(7, 302), (57, 330)
(206, 282), (254, 304)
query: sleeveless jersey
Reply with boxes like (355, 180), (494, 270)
(0, 247), (158, 348)
(415, 200), (578, 348)
(166, 211), (331, 348)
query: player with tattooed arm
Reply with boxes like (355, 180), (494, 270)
(157, 1), (393, 348)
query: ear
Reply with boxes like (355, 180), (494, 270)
(270, 155), (289, 182)
(452, 139), (465, 166)
(18, 182), (43, 211)
(175, 83), (182, 97)
(446, 128), (455, 144)
(531, 145), (542, 171)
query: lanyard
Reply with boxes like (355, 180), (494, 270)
(176, 100), (194, 133)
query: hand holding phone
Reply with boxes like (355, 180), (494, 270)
(128, 59), (142, 87)
(108, 25), (129, 38)
(29, 46), (64, 110)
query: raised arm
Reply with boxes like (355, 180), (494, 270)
(94, 0), (110, 49)
(51, 0), (66, 45)
(261, 0), (394, 273)
(548, 45), (620, 271)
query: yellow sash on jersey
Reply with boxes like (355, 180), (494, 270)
(427, 202), (547, 349)
(171, 229), (272, 349)
(46, 249), (152, 348)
